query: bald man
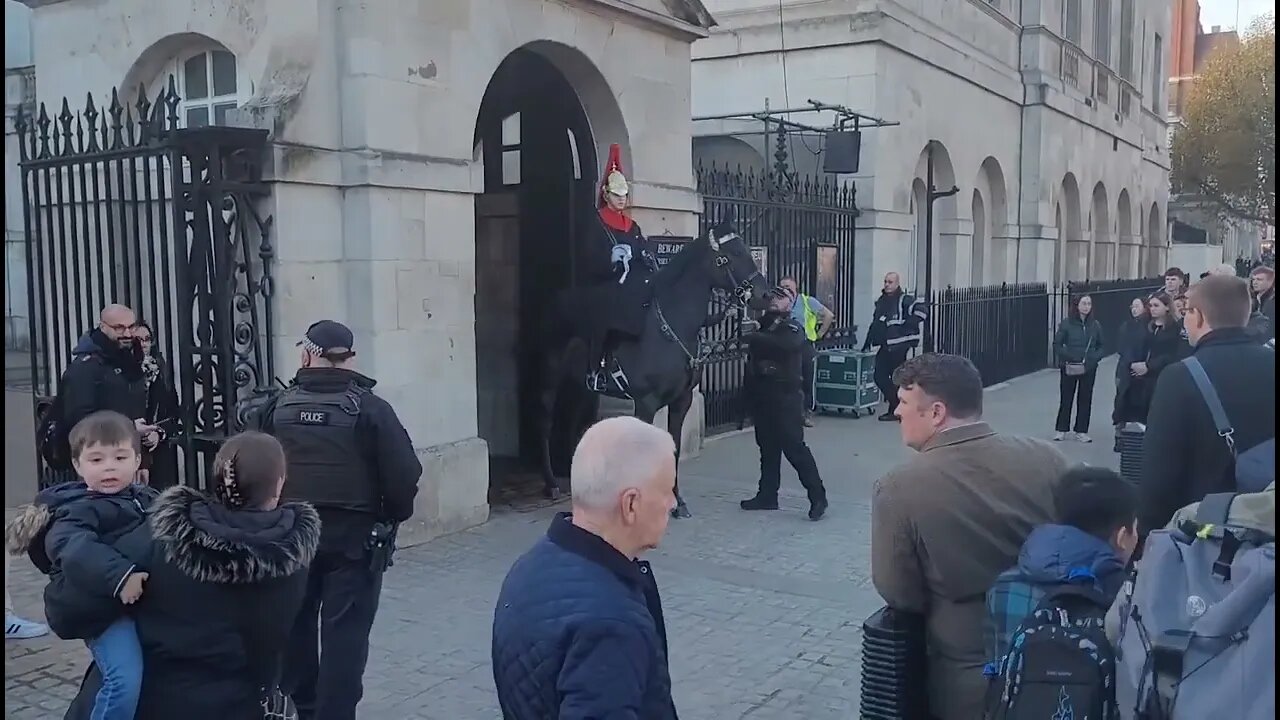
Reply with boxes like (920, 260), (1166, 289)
(493, 416), (679, 720)
(863, 272), (928, 420)
(52, 304), (152, 471)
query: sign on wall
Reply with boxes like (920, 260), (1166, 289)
(652, 236), (694, 267)
(750, 246), (768, 277)
(815, 244), (839, 311)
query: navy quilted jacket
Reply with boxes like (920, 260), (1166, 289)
(492, 513), (678, 720)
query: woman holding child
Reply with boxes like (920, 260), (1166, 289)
(9, 411), (318, 720)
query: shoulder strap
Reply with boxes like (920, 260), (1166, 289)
(1194, 492), (1237, 527)
(1183, 356), (1237, 454)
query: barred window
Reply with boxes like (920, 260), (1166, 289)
(1065, 0), (1083, 44)
(1119, 0), (1136, 80)
(1094, 0), (1112, 66)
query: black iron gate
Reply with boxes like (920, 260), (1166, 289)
(15, 79), (276, 489)
(697, 129), (861, 434)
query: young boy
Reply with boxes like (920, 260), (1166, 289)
(5, 410), (157, 720)
(985, 466), (1138, 663)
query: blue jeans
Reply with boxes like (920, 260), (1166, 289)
(85, 617), (143, 720)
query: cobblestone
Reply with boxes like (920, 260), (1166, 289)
(5, 363), (1120, 718)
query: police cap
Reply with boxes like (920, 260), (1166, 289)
(297, 320), (356, 361)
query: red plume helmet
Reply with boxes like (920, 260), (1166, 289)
(598, 143), (633, 232)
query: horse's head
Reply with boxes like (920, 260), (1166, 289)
(705, 222), (769, 309)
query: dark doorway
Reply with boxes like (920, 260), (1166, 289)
(474, 49), (598, 507)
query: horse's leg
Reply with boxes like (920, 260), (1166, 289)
(666, 383), (695, 519)
(539, 345), (566, 499)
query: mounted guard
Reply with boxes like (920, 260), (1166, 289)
(585, 144), (659, 392)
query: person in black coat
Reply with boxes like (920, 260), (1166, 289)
(1129, 292), (1185, 419)
(1052, 295), (1106, 442)
(135, 322), (181, 490)
(1112, 297), (1150, 427)
(64, 431), (321, 720)
(59, 305), (152, 446)
(1140, 275), (1276, 537)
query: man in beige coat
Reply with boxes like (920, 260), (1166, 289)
(871, 354), (1070, 720)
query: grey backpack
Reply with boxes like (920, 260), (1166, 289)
(1183, 356), (1275, 493)
(1113, 493), (1275, 719)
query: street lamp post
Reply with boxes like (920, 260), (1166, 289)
(923, 143), (959, 352)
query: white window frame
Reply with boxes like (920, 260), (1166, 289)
(170, 45), (252, 129)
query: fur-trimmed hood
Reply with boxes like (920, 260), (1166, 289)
(149, 485), (320, 585)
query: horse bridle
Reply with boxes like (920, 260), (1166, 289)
(708, 230), (763, 309)
(653, 228), (764, 367)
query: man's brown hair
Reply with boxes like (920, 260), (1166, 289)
(1188, 274), (1252, 329)
(69, 410), (140, 458)
(1251, 265), (1275, 281)
(891, 353), (984, 418)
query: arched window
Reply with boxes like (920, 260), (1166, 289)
(174, 47), (250, 128)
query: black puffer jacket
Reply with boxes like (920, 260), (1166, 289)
(1113, 317), (1149, 381)
(66, 486), (320, 720)
(59, 330), (148, 435)
(6, 481), (157, 640)
(1053, 315), (1106, 370)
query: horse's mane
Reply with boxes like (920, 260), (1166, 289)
(651, 233), (709, 290)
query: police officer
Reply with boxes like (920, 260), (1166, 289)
(261, 320), (422, 720)
(739, 287), (829, 521)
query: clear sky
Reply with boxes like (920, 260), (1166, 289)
(1198, 0), (1274, 33)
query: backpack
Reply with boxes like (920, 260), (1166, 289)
(1183, 356), (1275, 493)
(1113, 493), (1275, 719)
(35, 391), (72, 472)
(985, 585), (1118, 720)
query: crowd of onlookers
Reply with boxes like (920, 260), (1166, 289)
(4, 268), (1273, 720)
(1051, 263), (1275, 447)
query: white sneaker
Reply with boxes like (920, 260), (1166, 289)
(5, 614), (49, 640)
(1075, 433), (1093, 443)
(1053, 432), (1066, 441)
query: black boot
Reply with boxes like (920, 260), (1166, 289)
(878, 412), (899, 422)
(740, 495), (779, 511)
(808, 498), (828, 521)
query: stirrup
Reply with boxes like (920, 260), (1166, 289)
(586, 370), (608, 393)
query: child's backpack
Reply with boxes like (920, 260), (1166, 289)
(985, 584), (1117, 720)
(1112, 493), (1275, 720)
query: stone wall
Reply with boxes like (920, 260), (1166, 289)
(27, 0), (708, 539)
(693, 0), (1173, 320)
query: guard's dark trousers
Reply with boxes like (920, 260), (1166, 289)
(874, 346), (910, 413)
(801, 342), (817, 411)
(283, 551), (383, 720)
(752, 390), (827, 503)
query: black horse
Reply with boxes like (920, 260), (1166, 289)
(539, 223), (768, 518)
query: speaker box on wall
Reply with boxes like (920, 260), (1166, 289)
(822, 130), (862, 174)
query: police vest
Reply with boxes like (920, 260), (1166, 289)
(798, 294), (819, 342)
(271, 383), (379, 514)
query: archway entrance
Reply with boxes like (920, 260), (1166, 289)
(473, 48), (601, 506)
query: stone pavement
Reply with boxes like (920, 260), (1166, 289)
(4, 361), (1122, 719)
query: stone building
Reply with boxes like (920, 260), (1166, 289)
(1165, 0), (1268, 271)
(13, 0), (715, 538)
(692, 0), (1173, 315)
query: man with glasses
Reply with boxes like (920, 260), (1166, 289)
(50, 304), (155, 478)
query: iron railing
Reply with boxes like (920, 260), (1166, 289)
(696, 127), (860, 434)
(15, 79), (275, 489)
(929, 277), (1163, 386)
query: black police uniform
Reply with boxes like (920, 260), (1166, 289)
(261, 366), (422, 720)
(740, 310), (829, 520)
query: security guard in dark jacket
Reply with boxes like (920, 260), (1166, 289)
(260, 320), (422, 720)
(862, 272), (927, 421)
(739, 287), (829, 520)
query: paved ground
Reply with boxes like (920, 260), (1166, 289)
(4, 361), (1121, 719)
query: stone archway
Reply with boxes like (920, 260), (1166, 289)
(1060, 174), (1085, 282)
(1090, 182), (1113, 279)
(1116, 190), (1137, 278)
(472, 42), (624, 500)
(974, 157), (1009, 284)
(911, 142), (959, 291)
(1146, 203), (1164, 275)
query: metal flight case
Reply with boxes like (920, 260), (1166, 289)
(814, 348), (880, 417)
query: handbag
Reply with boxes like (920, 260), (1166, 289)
(1064, 332), (1092, 376)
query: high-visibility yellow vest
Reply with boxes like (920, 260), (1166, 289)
(799, 294), (819, 341)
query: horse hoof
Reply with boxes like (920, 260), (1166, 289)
(543, 486), (562, 500)
(671, 503), (692, 519)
